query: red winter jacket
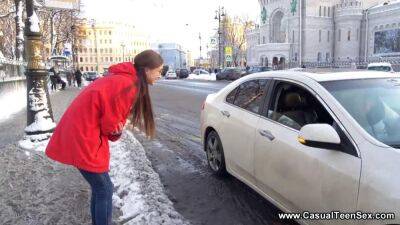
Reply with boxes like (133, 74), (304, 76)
(46, 62), (138, 173)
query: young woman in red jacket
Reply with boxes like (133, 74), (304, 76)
(45, 50), (163, 225)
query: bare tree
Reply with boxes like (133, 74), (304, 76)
(0, 0), (16, 59)
(14, 0), (24, 61)
(221, 15), (255, 67)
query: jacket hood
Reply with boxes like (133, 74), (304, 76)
(108, 62), (137, 78)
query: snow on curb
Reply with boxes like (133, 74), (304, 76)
(110, 131), (189, 225)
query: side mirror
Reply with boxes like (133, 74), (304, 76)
(298, 124), (341, 151)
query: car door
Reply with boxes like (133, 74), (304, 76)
(218, 79), (270, 183)
(253, 80), (361, 217)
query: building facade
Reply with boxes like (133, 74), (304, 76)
(157, 43), (187, 70)
(246, 0), (400, 68)
(76, 20), (151, 73)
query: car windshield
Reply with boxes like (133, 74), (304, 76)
(368, 66), (391, 72)
(321, 78), (400, 148)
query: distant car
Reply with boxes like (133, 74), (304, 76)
(201, 71), (400, 225)
(245, 66), (272, 75)
(216, 67), (245, 80)
(193, 69), (210, 75)
(367, 62), (394, 73)
(165, 70), (178, 79)
(178, 68), (189, 78)
(85, 71), (100, 81)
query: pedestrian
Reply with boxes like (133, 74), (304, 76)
(67, 69), (74, 87)
(49, 67), (58, 91)
(45, 50), (163, 225)
(74, 68), (83, 88)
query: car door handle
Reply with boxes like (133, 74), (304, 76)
(221, 110), (231, 118)
(259, 130), (275, 141)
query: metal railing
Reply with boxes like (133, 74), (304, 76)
(0, 58), (27, 82)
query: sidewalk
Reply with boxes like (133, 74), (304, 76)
(0, 86), (188, 225)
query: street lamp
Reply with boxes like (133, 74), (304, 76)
(23, 0), (56, 142)
(214, 6), (225, 69)
(90, 19), (99, 73)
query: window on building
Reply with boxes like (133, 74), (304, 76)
(324, 6), (326, 17)
(262, 36), (266, 44)
(109, 39), (112, 44)
(90, 57), (93, 63)
(86, 66), (89, 71)
(328, 7), (331, 17)
(109, 31), (112, 35)
(105, 57), (108, 62)
(319, 30), (322, 42)
(100, 40), (103, 44)
(100, 57), (103, 62)
(80, 57), (83, 62)
(100, 49), (103, 53)
(105, 49), (108, 54)
(294, 53), (298, 61)
(326, 52), (330, 62)
(328, 30), (330, 42)
(356, 28), (359, 41)
(109, 48), (112, 53)
(85, 57), (88, 62)
(348, 30), (351, 41)
(319, 6), (322, 16)
(110, 57), (113, 62)
(292, 30), (295, 43)
(91, 66), (94, 71)
(317, 52), (322, 62)
(338, 29), (341, 41)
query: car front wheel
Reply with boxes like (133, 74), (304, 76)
(206, 130), (227, 176)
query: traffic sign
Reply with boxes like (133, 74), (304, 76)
(225, 55), (232, 62)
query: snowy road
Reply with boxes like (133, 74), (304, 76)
(135, 79), (298, 225)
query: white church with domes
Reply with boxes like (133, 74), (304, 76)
(246, 0), (400, 68)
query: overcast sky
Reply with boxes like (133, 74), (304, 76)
(81, 0), (260, 58)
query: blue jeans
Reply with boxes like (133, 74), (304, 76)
(79, 169), (113, 225)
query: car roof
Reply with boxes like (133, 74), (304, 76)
(248, 70), (397, 82)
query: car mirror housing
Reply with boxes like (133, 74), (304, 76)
(298, 124), (341, 151)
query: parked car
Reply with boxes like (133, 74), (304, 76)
(216, 67), (245, 80)
(192, 69), (210, 75)
(245, 66), (272, 75)
(201, 71), (400, 225)
(367, 62), (394, 73)
(85, 71), (100, 81)
(178, 68), (189, 78)
(165, 70), (177, 79)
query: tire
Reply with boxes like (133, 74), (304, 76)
(205, 130), (227, 176)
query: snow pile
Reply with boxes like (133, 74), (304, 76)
(0, 84), (26, 122)
(19, 136), (50, 152)
(29, 11), (40, 33)
(110, 131), (189, 225)
(187, 73), (216, 81)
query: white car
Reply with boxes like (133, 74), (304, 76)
(165, 70), (177, 79)
(367, 62), (395, 73)
(193, 69), (210, 75)
(201, 71), (400, 225)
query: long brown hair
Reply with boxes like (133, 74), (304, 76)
(130, 50), (163, 138)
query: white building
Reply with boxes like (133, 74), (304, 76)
(246, 0), (400, 68)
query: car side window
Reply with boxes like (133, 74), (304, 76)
(232, 80), (269, 114)
(267, 82), (333, 130)
(226, 87), (238, 104)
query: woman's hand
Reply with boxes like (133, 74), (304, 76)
(110, 122), (124, 136)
